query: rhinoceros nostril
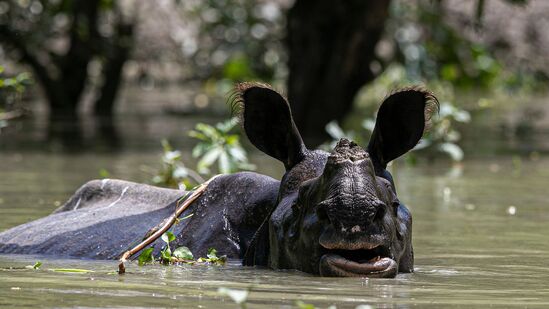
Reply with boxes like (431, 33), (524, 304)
(374, 206), (386, 222)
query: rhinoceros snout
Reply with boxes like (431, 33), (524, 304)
(317, 193), (387, 232)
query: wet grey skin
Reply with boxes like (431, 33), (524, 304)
(0, 83), (438, 278)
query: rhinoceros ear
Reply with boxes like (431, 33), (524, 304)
(367, 87), (439, 168)
(232, 82), (308, 170)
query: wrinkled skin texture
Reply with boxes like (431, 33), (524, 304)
(236, 83), (436, 277)
(0, 173), (279, 260)
(0, 83), (437, 278)
(266, 140), (413, 277)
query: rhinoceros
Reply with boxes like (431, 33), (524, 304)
(0, 83), (438, 277)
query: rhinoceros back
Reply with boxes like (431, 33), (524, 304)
(0, 173), (280, 260)
(0, 179), (183, 259)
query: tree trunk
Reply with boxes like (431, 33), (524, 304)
(1, 0), (134, 150)
(287, 0), (391, 147)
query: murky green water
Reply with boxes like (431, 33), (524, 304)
(1, 108), (549, 308)
(1, 149), (548, 308)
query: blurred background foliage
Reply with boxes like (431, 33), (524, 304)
(1, 0), (549, 186)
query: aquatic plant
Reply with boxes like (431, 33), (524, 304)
(189, 117), (255, 174)
(24, 261), (94, 273)
(152, 139), (205, 190)
(0, 66), (30, 110)
(25, 261), (42, 270)
(324, 65), (470, 163)
(324, 102), (469, 163)
(218, 287), (250, 309)
(138, 231), (226, 266)
(153, 118), (255, 189)
(0, 66), (31, 131)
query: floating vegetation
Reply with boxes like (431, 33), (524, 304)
(218, 287), (250, 309)
(19, 261), (94, 274)
(25, 261), (42, 270)
(137, 231), (227, 267)
(152, 118), (255, 190)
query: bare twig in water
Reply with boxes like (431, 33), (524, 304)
(118, 174), (221, 274)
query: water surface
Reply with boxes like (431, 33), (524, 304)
(1, 148), (548, 308)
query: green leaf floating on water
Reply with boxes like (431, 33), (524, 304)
(136, 245), (225, 266)
(207, 248), (218, 259)
(217, 287), (249, 305)
(161, 247), (172, 263)
(295, 300), (316, 309)
(161, 231), (176, 244)
(138, 247), (155, 266)
(173, 246), (194, 260)
(204, 247), (227, 265)
(25, 261), (42, 270)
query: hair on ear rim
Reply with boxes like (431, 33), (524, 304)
(227, 82), (288, 129)
(227, 82), (306, 169)
(383, 85), (440, 133)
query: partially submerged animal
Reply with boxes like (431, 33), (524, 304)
(0, 83), (438, 277)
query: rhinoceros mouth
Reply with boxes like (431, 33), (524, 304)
(318, 247), (397, 277)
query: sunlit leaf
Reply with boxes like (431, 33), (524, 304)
(192, 143), (209, 158)
(173, 166), (190, 178)
(438, 142), (464, 161)
(454, 110), (471, 123)
(228, 146), (246, 162)
(222, 55), (255, 81)
(218, 151), (231, 174)
(161, 231), (176, 244)
(216, 118), (237, 132)
(98, 168), (110, 178)
(138, 247), (155, 266)
(25, 261), (42, 270)
(361, 119), (376, 132)
(197, 147), (222, 173)
(325, 121), (346, 140)
(173, 246), (194, 260)
(161, 247), (172, 262)
(218, 287), (249, 305)
(225, 134), (239, 145)
(161, 139), (173, 152)
(188, 130), (208, 141)
(195, 123), (219, 139)
(413, 139), (432, 150)
(207, 248), (218, 259)
(295, 300), (316, 309)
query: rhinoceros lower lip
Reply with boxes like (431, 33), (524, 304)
(319, 254), (397, 277)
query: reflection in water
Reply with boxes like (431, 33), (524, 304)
(46, 115), (123, 152)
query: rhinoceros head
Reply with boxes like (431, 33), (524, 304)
(234, 83), (438, 277)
